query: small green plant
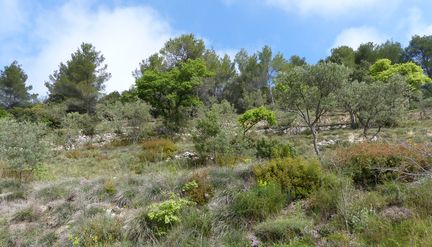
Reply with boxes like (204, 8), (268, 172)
(231, 182), (286, 221)
(146, 197), (194, 236)
(103, 179), (117, 195)
(254, 158), (322, 200)
(256, 138), (297, 159)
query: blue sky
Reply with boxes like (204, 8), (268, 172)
(1, 0), (432, 95)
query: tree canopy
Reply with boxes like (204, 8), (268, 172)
(45, 43), (111, 114)
(0, 61), (35, 109)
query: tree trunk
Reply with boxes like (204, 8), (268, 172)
(349, 111), (357, 129)
(311, 125), (320, 157)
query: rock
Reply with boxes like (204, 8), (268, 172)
(174, 151), (199, 160)
(247, 233), (261, 247)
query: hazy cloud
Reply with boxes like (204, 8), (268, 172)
(332, 26), (387, 49)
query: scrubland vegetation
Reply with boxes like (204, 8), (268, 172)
(1, 34), (432, 246)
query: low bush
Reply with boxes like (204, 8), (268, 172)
(332, 143), (432, 188)
(231, 182), (286, 221)
(182, 171), (213, 205)
(405, 179), (432, 217)
(140, 139), (177, 162)
(256, 138), (297, 159)
(254, 210), (313, 243)
(253, 158), (322, 200)
(146, 197), (194, 237)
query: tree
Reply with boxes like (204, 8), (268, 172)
(275, 63), (351, 156)
(0, 61), (35, 109)
(353, 77), (408, 140)
(337, 81), (359, 129)
(327, 46), (356, 68)
(136, 58), (211, 131)
(405, 35), (432, 77)
(238, 106), (276, 135)
(369, 59), (431, 91)
(0, 118), (52, 181)
(160, 34), (206, 69)
(45, 43), (111, 114)
(375, 41), (404, 64)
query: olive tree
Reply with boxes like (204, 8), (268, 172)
(354, 76), (408, 140)
(275, 63), (351, 156)
(0, 118), (52, 180)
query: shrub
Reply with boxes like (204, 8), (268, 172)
(69, 214), (123, 247)
(253, 158), (322, 200)
(146, 197), (194, 236)
(193, 101), (252, 166)
(405, 179), (432, 217)
(0, 108), (9, 118)
(182, 171), (213, 205)
(254, 209), (313, 243)
(256, 138), (297, 159)
(0, 118), (52, 181)
(308, 173), (345, 220)
(231, 182), (286, 221)
(98, 100), (152, 143)
(332, 143), (432, 188)
(140, 139), (177, 162)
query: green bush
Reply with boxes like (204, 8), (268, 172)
(69, 214), (123, 247)
(0, 108), (9, 118)
(146, 197), (193, 236)
(140, 139), (177, 162)
(193, 101), (252, 166)
(308, 173), (345, 220)
(231, 182), (286, 221)
(254, 210), (313, 243)
(253, 158), (322, 200)
(256, 138), (297, 159)
(0, 118), (52, 181)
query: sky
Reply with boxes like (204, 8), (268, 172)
(1, 0), (432, 96)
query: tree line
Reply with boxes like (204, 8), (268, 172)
(1, 34), (432, 155)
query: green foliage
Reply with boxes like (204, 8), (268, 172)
(136, 58), (211, 130)
(140, 138), (177, 162)
(98, 100), (152, 142)
(406, 34), (432, 78)
(256, 138), (297, 159)
(254, 208), (313, 243)
(69, 214), (123, 247)
(369, 58), (431, 91)
(193, 101), (252, 165)
(231, 182), (286, 221)
(0, 61), (35, 109)
(46, 43), (111, 114)
(348, 79), (408, 138)
(146, 197), (194, 236)
(238, 106), (276, 135)
(0, 118), (51, 180)
(253, 158), (322, 199)
(0, 108), (8, 118)
(275, 62), (351, 155)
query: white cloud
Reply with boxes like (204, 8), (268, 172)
(17, 1), (173, 95)
(263, 0), (398, 17)
(332, 26), (387, 49)
(406, 7), (432, 38)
